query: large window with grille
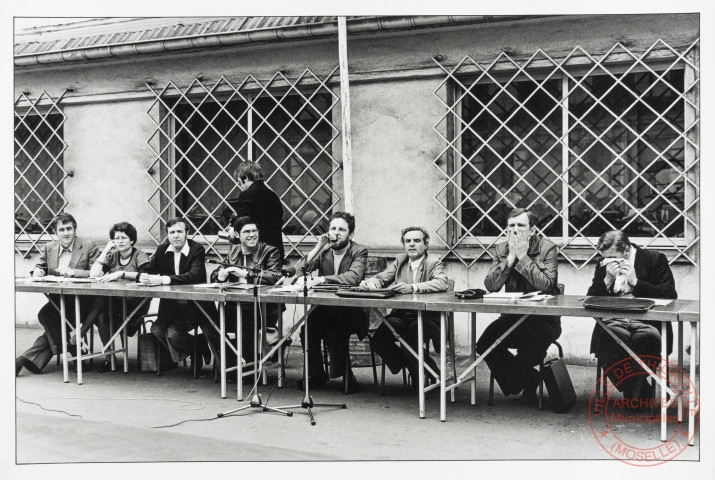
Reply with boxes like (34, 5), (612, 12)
(434, 40), (699, 268)
(14, 92), (69, 257)
(147, 71), (342, 258)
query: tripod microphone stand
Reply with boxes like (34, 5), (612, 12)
(272, 263), (346, 425)
(218, 267), (292, 419)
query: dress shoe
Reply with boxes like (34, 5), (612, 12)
(96, 360), (111, 373)
(519, 383), (539, 405)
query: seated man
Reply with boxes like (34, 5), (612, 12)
(362, 226), (448, 386)
(587, 230), (677, 403)
(16, 213), (100, 376)
(476, 208), (561, 405)
(295, 211), (368, 392)
(208, 216), (282, 367)
(138, 217), (215, 371)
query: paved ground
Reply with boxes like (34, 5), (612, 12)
(14, 326), (700, 465)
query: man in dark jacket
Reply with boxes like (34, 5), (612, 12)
(16, 213), (100, 375)
(228, 162), (285, 262)
(139, 217), (215, 368)
(294, 211), (368, 393)
(476, 208), (561, 405)
(587, 230), (677, 401)
(209, 216), (282, 366)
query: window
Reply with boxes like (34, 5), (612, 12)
(147, 71), (342, 257)
(434, 40), (699, 268)
(14, 92), (69, 257)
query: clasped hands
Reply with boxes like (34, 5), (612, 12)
(359, 280), (413, 294)
(506, 228), (530, 266)
(216, 266), (249, 282)
(603, 258), (638, 287)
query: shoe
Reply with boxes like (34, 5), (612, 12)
(96, 360), (111, 374)
(296, 374), (328, 390)
(125, 319), (142, 338)
(16, 357), (24, 376)
(345, 373), (360, 394)
(519, 383), (539, 405)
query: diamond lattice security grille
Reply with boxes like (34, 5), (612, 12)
(146, 68), (342, 259)
(433, 39), (699, 269)
(14, 91), (69, 258)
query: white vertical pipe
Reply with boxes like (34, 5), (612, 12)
(338, 17), (353, 213)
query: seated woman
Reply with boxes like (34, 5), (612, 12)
(207, 216), (282, 370)
(76, 222), (151, 372)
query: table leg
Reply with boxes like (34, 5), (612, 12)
(660, 322), (667, 442)
(60, 294), (69, 383)
(75, 296), (83, 385)
(470, 312), (476, 406)
(278, 311), (284, 388)
(678, 322), (683, 422)
(418, 310), (425, 419)
(237, 304), (243, 401)
(440, 312), (447, 422)
(123, 299), (129, 373)
(109, 300), (116, 372)
(220, 302), (226, 399)
(689, 322), (697, 446)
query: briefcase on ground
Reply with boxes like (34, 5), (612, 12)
(334, 288), (398, 299)
(583, 296), (655, 312)
(137, 320), (175, 372)
(542, 349), (577, 413)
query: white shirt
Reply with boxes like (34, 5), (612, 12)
(333, 252), (346, 274)
(409, 256), (425, 292)
(165, 241), (191, 276)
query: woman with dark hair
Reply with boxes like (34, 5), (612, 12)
(74, 222), (151, 372)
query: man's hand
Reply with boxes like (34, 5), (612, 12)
(389, 282), (414, 294)
(139, 273), (163, 286)
(604, 260), (621, 285)
(31, 268), (45, 278)
(217, 268), (229, 282)
(56, 267), (75, 277)
(514, 229), (530, 259)
(506, 231), (518, 267)
(619, 262), (638, 287)
(360, 280), (377, 290)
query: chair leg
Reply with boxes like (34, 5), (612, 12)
(369, 338), (378, 385)
(88, 330), (94, 370)
(344, 355), (350, 395)
(488, 372), (495, 406)
(538, 362), (544, 411)
(192, 328), (199, 379)
(381, 362), (386, 396)
(156, 340), (161, 377)
(448, 313), (457, 403)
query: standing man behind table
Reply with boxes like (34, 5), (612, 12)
(294, 211), (368, 393)
(16, 213), (100, 376)
(587, 230), (677, 404)
(228, 161), (285, 262)
(138, 217), (214, 371)
(476, 208), (561, 405)
(362, 227), (448, 386)
(208, 216), (282, 368)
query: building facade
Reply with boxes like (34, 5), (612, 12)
(14, 15), (700, 363)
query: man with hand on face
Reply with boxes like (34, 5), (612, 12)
(362, 227), (448, 387)
(208, 216), (282, 369)
(294, 211), (368, 393)
(138, 217), (215, 371)
(16, 213), (100, 376)
(476, 208), (561, 405)
(587, 230), (677, 404)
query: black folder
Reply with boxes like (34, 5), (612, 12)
(583, 296), (655, 312)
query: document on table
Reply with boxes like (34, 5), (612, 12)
(647, 298), (674, 306)
(483, 292), (524, 300)
(22, 276), (93, 283)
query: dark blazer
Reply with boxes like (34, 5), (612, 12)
(229, 180), (285, 261)
(367, 253), (448, 293)
(209, 241), (282, 285)
(140, 238), (212, 324)
(35, 236), (100, 277)
(588, 245), (677, 354)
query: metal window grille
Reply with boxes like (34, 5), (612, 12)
(146, 68), (342, 258)
(14, 91), (69, 258)
(433, 39), (699, 269)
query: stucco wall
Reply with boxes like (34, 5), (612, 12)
(14, 14), (700, 365)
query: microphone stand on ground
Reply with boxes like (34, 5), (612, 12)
(271, 262), (346, 425)
(218, 267), (292, 419)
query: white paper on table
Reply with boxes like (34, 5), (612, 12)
(646, 298), (674, 306)
(517, 294), (553, 301)
(483, 291), (524, 300)
(268, 284), (307, 293)
(23, 275), (93, 283)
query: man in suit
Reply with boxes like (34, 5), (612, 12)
(227, 161), (285, 262)
(16, 213), (100, 376)
(138, 217), (214, 369)
(587, 230), (677, 402)
(362, 226), (448, 386)
(476, 208), (561, 405)
(294, 211), (368, 393)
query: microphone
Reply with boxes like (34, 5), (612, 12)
(275, 266), (297, 286)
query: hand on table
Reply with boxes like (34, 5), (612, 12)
(389, 282), (414, 294)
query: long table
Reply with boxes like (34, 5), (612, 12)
(422, 293), (699, 443)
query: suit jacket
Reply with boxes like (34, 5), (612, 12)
(484, 234), (560, 332)
(588, 245), (677, 354)
(299, 241), (369, 339)
(140, 238), (213, 323)
(35, 236), (100, 277)
(209, 241), (282, 285)
(229, 180), (285, 261)
(367, 253), (448, 293)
